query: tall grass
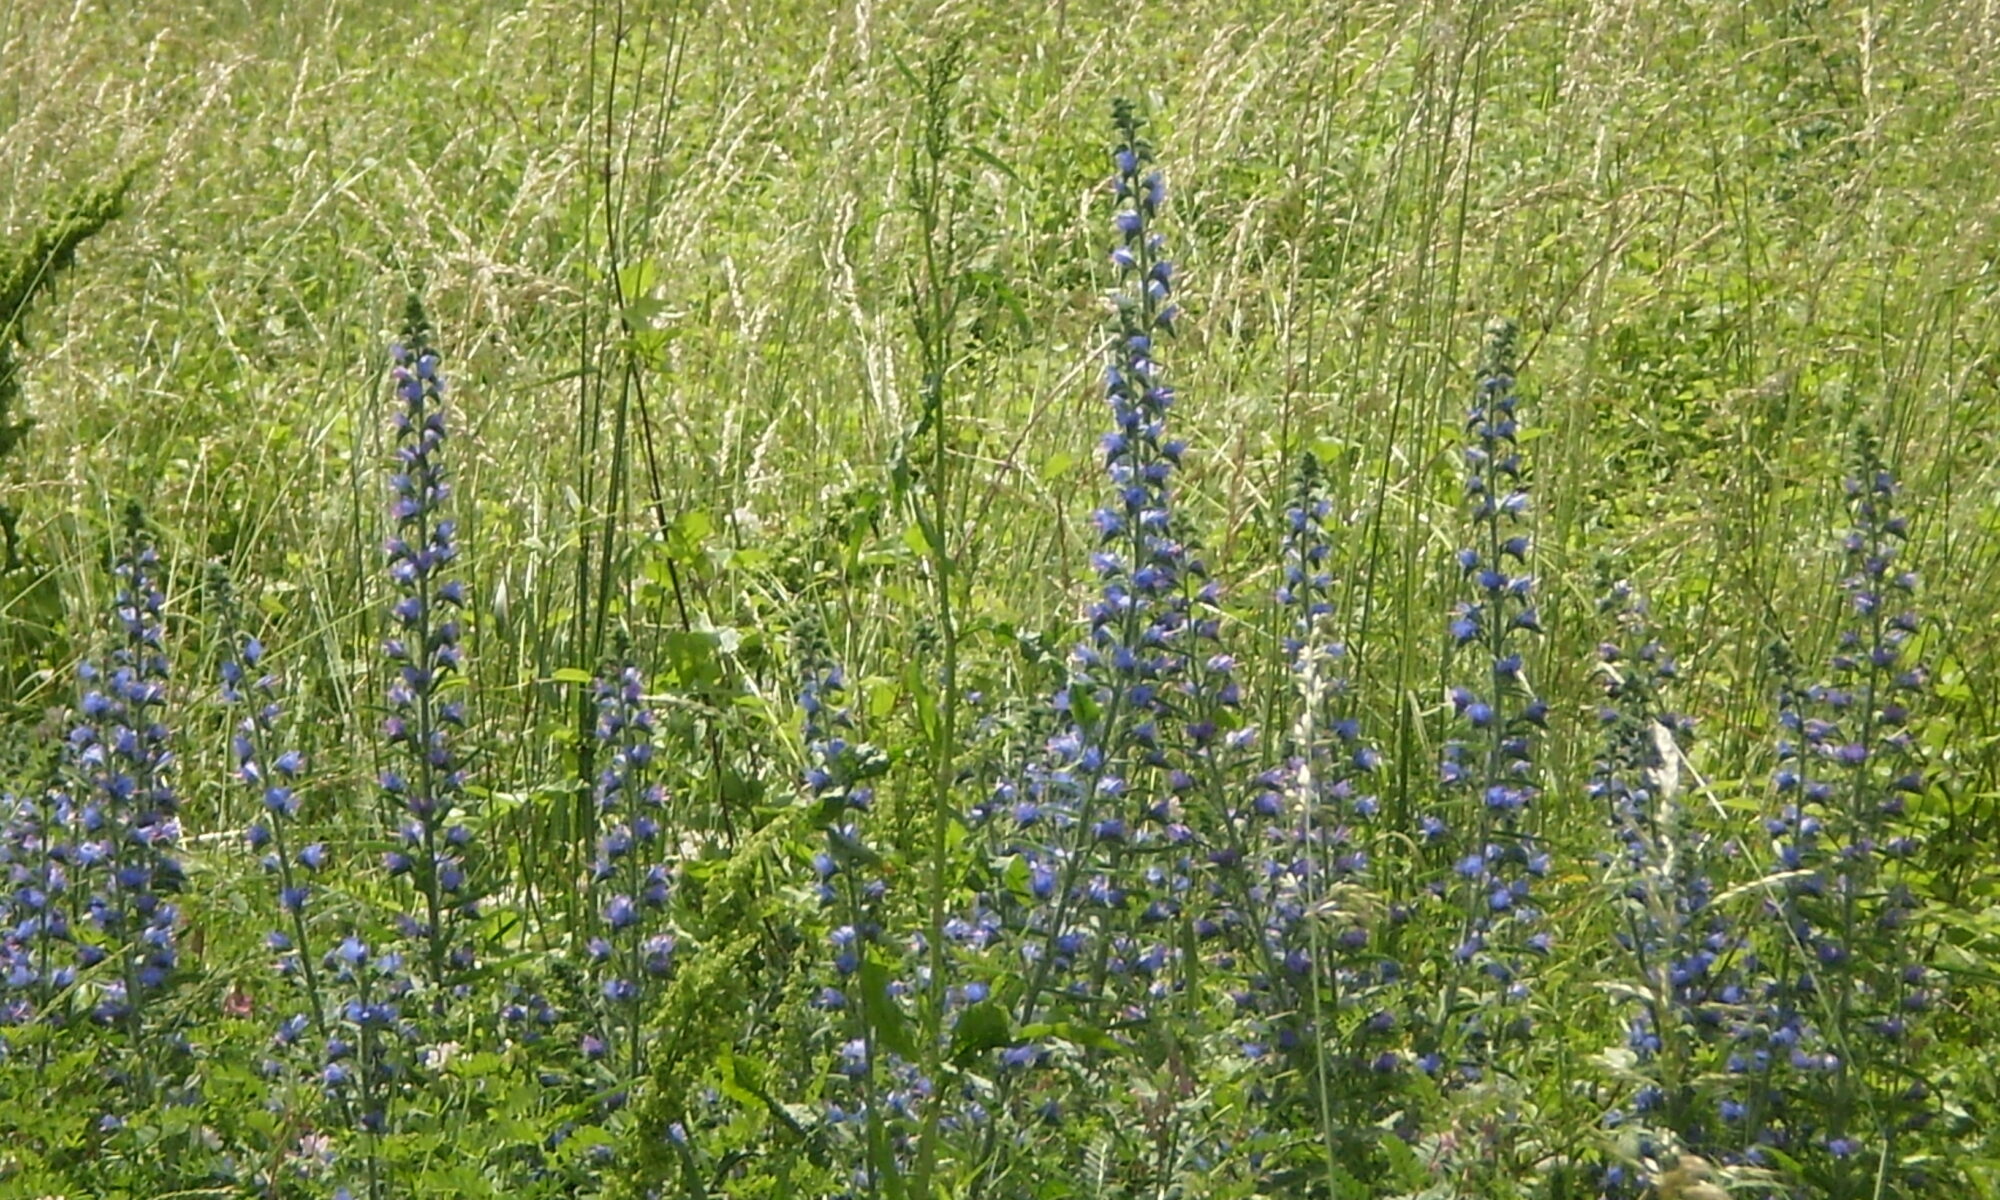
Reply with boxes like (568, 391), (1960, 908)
(1, 0), (1999, 1195)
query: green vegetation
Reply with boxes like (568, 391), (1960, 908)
(1, 0), (1998, 1196)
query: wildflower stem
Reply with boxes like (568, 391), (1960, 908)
(903, 36), (965, 1200)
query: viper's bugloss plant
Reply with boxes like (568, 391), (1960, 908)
(1424, 319), (1550, 1078)
(380, 341), (477, 997)
(960, 101), (1287, 1198)
(218, 568), (418, 1200)
(1727, 433), (1934, 1197)
(1, 761), (77, 1058)
(66, 505), (186, 1086)
(1014, 99), (1208, 1028)
(798, 659), (920, 1198)
(1590, 582), (1739, 1190)
(223, 611), (326, 1038)
(582, 661), (678, 1087)
(1262, 452), (1400, 1178)
(972, 106), (1206, 1081)
(319, 932), (419, 1200)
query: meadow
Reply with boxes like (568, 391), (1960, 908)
(3, 0), (2000, 1196)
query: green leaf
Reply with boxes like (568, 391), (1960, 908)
(962, 143), (1020, 183)
(1018, 1019), (1125, 1056)
(622, 295), (671, 328)
(550, 667), (593, 684)
(616, 256), (660, 301)
(1379, 1127), (1426, 1188)
(950, 1001), (1012, 1066)
(715, 1051), (760, 1107)
(670, 509), (714, 560)
(866, 676), (900, 721)
(1069, 687), (1100, 730)
(859, 957), (917, 1059)
(1054, 1019), (1127, 1054)
(1001, 852), (1032, 899)
(659, 629), (725, 688)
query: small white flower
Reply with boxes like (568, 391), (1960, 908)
(424, 1040), (462, 1071)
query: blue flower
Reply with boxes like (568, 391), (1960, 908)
(999, 1043), (1044, 1070)
(1589, 582), (1741, 1165)
(1727, 436), (1935, 1191)
(1424, 319), (1548, 1074)
(576, 661), (679, 1083)
(379, 341), (477, 992)
(58, 506), (185, 1079)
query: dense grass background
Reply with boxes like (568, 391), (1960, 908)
(4, 0), (2000, 1194)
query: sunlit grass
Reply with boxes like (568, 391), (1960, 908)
(2, 0), (1999, 1195)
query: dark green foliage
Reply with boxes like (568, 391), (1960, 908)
(7, 3), (2000, 1198)
(0, 175), (130, 716)
(0, 174), (131, 479)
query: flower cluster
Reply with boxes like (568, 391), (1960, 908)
(1424, 319), (1549, 1075)
(798, 661), (948, 1194)
(227, 627), (327, 1028)
(1725, 439), (1932, 1187)
(1588, 583), (1738, 1181)
(582, 662), (677, 1083)
(316, 934), (418, 1164)
(66, 509), (185, 1043)
(1250, 453), (1399, 1134)
(965, 104), (1360, 1188)
(380, 342), (476, 993)
(1, 766), (78, 1040)
(801, 663), (888, 956)
(1006, 100), (1215, 1022)
(0, 511), (192, 1119)
(219, 557), (423, 1198)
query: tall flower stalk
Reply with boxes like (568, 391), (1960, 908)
(1590, 583), (1738, 1185)
(1269, 453), (1398, 1181)
(1, 760), (80, 1073)
(959, 103), (1221, 1196)
(380, 340), (476, 997)
(1023, 99), (1206, 1014)
(66, 504), (185, 1095)
(219, 567), (419, 1200)
(321, 933), (417, 1200)
(1424, 319), (1550, 1079)
(222, 603), (326, 1039)
(799, 658), (909, 1198)
(1727, 435), (1933, 1197)
(582, 661), (677, 1089)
